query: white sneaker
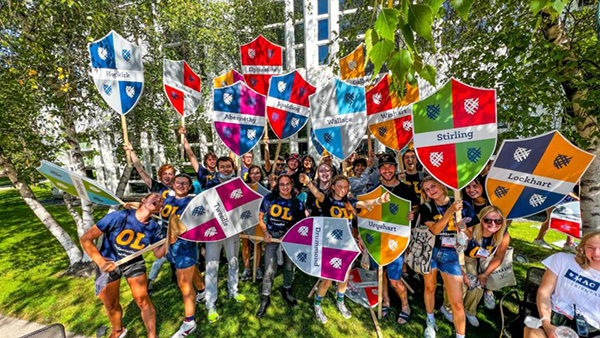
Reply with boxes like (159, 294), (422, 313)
(533, 239), (552, 249)
(562, 243), (577, 252)
(196, 290), (206, 303)
(483, 291), (495, 309)
(424, 321), (437, 338)
(466, 313), (480, 327)
(439, 306), (453, 322)
(171, 320), (196, 338)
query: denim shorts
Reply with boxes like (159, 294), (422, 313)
(167, 239), (198, 270)
(430, 247), (462, 276)
(369, 254), (405, 281)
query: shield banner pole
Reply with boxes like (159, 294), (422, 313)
(307, 279), (320, 298)
(121, 115), (132, 167)
(252, 241), (259, 283)
(180, 116), (185, 160)
(377, 265), (383, 319)
(273, 140), (283, 165)
(454, 190), (465, 266)
(370, 308), (383, 338)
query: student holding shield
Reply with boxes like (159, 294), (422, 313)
(179, 126), (218, 189)
(80, 193), (166, 338)
(256, 175), (306, 318)
(418, 176), (478, 338)
(301, 174), (388, 324)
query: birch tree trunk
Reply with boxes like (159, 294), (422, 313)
(0, 152), (83, 266)
(541, 11), (600, 233)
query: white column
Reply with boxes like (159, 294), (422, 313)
(304, 0), (319, 83)
(329, 0), (340, 69)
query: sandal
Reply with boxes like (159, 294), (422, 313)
(397, 311), (411, 325)
(381, 305), (390, 319)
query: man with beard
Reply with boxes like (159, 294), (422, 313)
(285, 153), (302, 192)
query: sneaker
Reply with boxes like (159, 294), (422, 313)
(424, 321), (436, 338)
(336, 300), (352, 319)
(241, 269), (251, 281)
(207, 307), (219, 324)
(256, 295), (270, 318)
(466, 313), (480, 327)
(314, 304), (328, 324)
(562, 243), (577, 252)
(533, 239), (552, 249)
(483, 291), (495, 310)
(439, 305), (453, 322)
(171, 320), (196, 337)
(147, 280), (154, 296)
(195, 290), (206, 304)
(229, 292), (246, 302)
(281, 287), (298, 307)
(256, 268), (263, 280)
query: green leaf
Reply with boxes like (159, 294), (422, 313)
(450, 0), (474, 20)
(551, 0), (568, 15)
(530, 0), (548, 15)
(399, 21), (415, 52)
(408, 4), (434, 45)
(417, 64), (436, 86)
(388, 49), (413, 75)
(368, 40), (395, 76)
(374, 8), (400, 42)
(424, 0), (445, 16)
(365, 28), (379, 55)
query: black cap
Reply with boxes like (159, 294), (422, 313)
(378, 153), (397, 168)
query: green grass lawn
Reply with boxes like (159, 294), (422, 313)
(0, 185), (571, 337)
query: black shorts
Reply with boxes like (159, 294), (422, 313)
(96, 259), (147, 285)
(552, 311), (600, 337)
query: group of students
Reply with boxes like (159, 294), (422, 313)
(79, 129), (600, 338)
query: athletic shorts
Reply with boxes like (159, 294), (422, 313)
(369, 254), (405, 281)
(167, 239), (198, 270)
(551, 311), (600, 337)
(96, 259), (146, 284)
(430, 247), (462, 276)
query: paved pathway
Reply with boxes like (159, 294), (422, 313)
(0, 314), (91, 338)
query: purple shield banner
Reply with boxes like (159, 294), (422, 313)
(213, 81), (266, 156)
(282, 217), (360, 282)
(179, 178), (263, 242)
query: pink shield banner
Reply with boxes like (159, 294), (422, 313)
(212, 81), (266, 155)
(240, 35), (283, 95)
(179, 178), (263, 242)
(282, 217), (360, 282)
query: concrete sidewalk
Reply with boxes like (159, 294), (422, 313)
(0, 314), (91, 338)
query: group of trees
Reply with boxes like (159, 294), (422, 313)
(0, 0), (598, 268)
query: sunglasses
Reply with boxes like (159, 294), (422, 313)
(276, 163), (284, 166)
(278, 182), (293, 187)
(483, 217), (503, 225)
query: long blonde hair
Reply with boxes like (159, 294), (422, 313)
(575, 230), (600, 269)
(473, 205), (507, 248)
(420, 176), (448, 202)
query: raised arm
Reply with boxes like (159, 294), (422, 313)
(301, 174), (325, 202)
(263, 137), (272, 174)
(356, 191), (389, 209)
(123, 143), (153, 188)
(179, 126), (199, 173)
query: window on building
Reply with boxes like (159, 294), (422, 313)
(295, 23), (304, 44)
(318, 45), (329, 65)
(318, 0), (328, 14)
(294, 0), (304, 20)
(318, 19), (328, 41)
(295, 48), (305, 69)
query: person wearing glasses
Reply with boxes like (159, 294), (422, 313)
(440, 206), (510, 328)
(255, 175), (306, 318)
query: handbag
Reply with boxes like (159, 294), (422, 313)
(405, 225), (435, 274)
(479, 246), (517, 290)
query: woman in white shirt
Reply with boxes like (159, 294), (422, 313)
(524, 230), (600, 338)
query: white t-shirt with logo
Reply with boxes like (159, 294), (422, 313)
(542, 252), (600, 329)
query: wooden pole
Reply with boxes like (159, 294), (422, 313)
(121, 115), (132, 167)
(273, 140), (283, 166)
(397, 150), (406, 183)
(454, 190), (465, 266)
(307, 279), (320, 298)
(252, 241), (259, 283)
(377, 265), (383, 319)
(369, 308), (384, 338)
(180, 116), (185, 160)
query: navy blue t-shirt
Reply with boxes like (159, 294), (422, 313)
(418, 198), (478, 249)
(320, 195), (359, 228)
(260, 193), (305, 233)
(150, 179), (173, 199)
(466, 229), (508, 259)
(97, 210), (163, 262)
(197, 166), (216, 189)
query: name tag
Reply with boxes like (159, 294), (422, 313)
(441, 235), (456, 248)
(476, 247), (490, 259)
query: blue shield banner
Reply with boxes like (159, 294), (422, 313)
(88, 30), (144, 115)
(309, 78), (367, 160)
(486, 131), (595, 219)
